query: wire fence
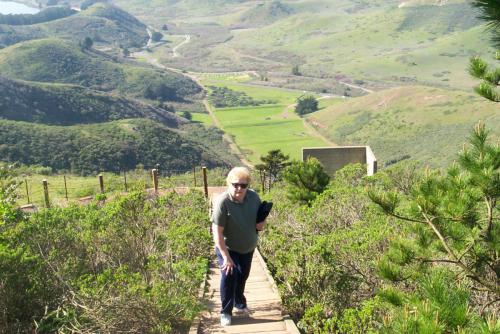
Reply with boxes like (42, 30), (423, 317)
(17, 166), (237, 209)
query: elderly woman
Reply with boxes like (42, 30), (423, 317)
(211, 166), (265, 327)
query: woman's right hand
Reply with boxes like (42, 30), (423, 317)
(221, 256), (235, 275)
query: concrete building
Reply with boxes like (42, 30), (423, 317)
(302, 146), (377, 177)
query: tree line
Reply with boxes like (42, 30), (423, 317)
(0, 7), (76, 25)
(0, 119), (228, 175)
(208, 86), (276, 108)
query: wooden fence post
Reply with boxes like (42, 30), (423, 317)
(42, 179), (50, 208)
(123, 170), (128, 192)
(259, 170), (265, 193)
(152, 169), (159, 193)
(202, 166), (208, 199)
(98, 174), (104, 193)
(63, 175), (68, 200)
(193, 166), (197, 187)
(25, 179), (30, 204)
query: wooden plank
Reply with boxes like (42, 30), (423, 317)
(199, 250), (294, 334)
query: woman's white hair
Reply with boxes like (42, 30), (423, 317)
(226, 166), (251, 185)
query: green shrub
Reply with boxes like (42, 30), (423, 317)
(0, 181), (211, 333)
(259, 163), (399, 331)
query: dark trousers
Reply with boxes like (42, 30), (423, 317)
(215, 247), (254, 315)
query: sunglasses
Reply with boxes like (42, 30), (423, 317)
(231, 183), (248, 189)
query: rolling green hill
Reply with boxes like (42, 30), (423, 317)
(222, 1), (492, 89)
(0, 76), (183, 127)
(307, 85), (500, 168)
(0, 118), (233, 175)
(230, 1), (294, 28)
(0, 38), (201, 101)
(117, 0), (495, 92)
(0, 3), (148, 49)
(0, 2), (242, 175)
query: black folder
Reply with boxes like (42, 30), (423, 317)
(256, 201), (273, 224)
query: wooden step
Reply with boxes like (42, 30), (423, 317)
(194, 250), (299, 334)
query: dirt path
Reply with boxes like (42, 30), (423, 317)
(302, 117), (336, 147)
(338, 80), (374, 94)
(173, 34), (190, 58)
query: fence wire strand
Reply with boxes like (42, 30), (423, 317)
(17, 166), (234, 207)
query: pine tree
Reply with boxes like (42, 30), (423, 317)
(473, 0), (500, 47)
(259, 149), (290, 190)
(283, 157), (330, 205)
(469, 0), (500, 102)
(369, 123), (499, 296)
(295, 95), (318, 116)
(81, 36), (93, 50)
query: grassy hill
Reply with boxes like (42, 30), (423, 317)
(230, 1), (294, 28)
(223, 1), (492, 89)
(0, 118), (234, 175)
(0, 6), (76, 26)
(0, 76), (183, 127)
(117, 0), (495, 93)
(0, 38), (201, 101)
(307, 85), (500, 168)
(0, 3), (148, 49)
(0, 2), (242, 175)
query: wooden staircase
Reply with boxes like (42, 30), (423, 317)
(191, 250), (299, 334)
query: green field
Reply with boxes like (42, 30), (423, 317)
(215, 105), (324, 162)
(199, 75), (326, 162)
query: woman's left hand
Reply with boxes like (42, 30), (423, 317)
(256, 221), (265, 231)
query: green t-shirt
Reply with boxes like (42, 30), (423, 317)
(211, 189), (261, 254)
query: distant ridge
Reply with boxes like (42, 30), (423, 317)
(0, 3), (148, 48)
(397, 3), (481, 33)
(0, 38), (201, 101)
(0, 76), (184, 127)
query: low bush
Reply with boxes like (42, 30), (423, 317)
(0, 170), (211, 333)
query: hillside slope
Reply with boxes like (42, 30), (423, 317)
(0, 76), (183, 127)
(231, 1), (294, 28)
(0, 38), (201, 101)
(0, 118), (233, 175)
(307, 85), (500, 167)
(224, 1), (490, 89)
(119, 0), (494, 92)
(0, 3), (148, 49)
